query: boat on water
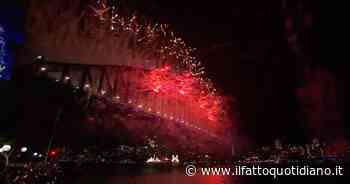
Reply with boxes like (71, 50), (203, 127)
(145, 154), (180, 166)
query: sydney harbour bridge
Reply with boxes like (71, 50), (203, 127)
(27, 56), (232, 155)
(13, 0), (237, 155)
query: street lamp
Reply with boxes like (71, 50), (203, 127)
(20, 147), (28, 153)
(40, 67), (47, 71)
(0, 145), (12, 169)
(0, 145), (11, 152)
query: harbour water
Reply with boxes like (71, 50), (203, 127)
(63, 164), (346, 184)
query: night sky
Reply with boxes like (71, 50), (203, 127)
(122, 0), (324, 144)
(1, 1), (342, 147)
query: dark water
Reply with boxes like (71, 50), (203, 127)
(65, 165), (238, 184)
(64, 165), (347, 184)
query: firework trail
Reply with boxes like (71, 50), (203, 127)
(27, 0), (237, 151)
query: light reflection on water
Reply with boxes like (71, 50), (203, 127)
(66, 165), (343, 184)
(68, 166), (241, 184)
(105, 169), (234, 184)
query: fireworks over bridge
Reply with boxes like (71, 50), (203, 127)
(23, 0), (237, 154)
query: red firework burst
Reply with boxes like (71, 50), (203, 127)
(140, 65), (225, 123)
